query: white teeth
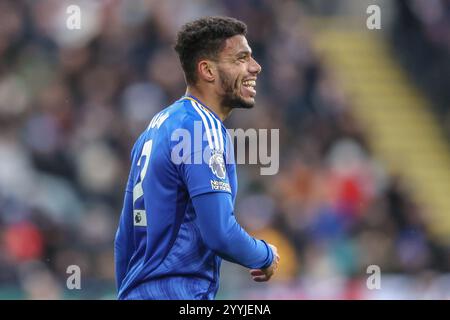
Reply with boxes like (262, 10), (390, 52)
(243, 80), (256, 87)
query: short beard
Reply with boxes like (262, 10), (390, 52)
(218, 68), (255, 109)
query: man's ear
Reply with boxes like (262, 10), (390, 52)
(197, 60), (216, 83)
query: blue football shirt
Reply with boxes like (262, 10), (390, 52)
(114, 95), (273, 300)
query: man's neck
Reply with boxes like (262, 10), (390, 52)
(185, 86), (231, 121)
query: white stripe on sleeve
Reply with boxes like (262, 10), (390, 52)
(190, 100), (214, 150)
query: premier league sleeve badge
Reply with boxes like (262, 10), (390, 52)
(209, 150), (226, 180)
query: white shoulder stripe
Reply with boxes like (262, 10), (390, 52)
(190, 100), (214, 150)
(201, 105), (224, 151)
(213, 116), (224, 151)
(197, 103), (220, 151)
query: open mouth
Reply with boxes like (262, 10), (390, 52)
(241, 79), (256, 96)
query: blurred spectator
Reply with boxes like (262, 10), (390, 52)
(392, 0), (450, 140)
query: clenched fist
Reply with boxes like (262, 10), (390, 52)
(250, 244), (280, 282)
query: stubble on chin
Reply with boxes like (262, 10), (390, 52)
(218, 70), (255, 110)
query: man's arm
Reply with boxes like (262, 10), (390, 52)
(114, 144), (138, 290)
(114, 190), (134, 289)
(192, 191), (274, 270)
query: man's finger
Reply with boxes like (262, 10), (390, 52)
(250, 269), (264, 276)
(252, 275), (269, 282)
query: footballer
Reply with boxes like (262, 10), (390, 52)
(114, 16), (280, 300)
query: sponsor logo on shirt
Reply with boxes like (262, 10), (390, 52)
(210, 180), (231, 193)
(133, 210), (147, 227)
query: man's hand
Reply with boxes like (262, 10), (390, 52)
(250, 244), (280, 282)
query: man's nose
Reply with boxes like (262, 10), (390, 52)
(249, 57), (262, 74)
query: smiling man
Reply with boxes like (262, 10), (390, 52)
(114, 16), (280, 300)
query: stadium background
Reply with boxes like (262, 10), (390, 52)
(0, 0), (449, 299)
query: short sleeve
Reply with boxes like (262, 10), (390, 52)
(172, 102), (231, 198)
(180, 149), (232, 198)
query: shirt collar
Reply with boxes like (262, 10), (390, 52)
(182, 94), (223, 123)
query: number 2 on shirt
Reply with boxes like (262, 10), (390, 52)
(132, 139), (153, 226)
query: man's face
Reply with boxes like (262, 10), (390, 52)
(214, 35), (261, 109)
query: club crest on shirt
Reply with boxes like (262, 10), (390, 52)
(209, 150), (226, 179)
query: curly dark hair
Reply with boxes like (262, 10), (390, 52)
(174, 16), (247, 85)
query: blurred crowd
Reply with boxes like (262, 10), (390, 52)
(392, 0), (450, 140)
(0, 0), (449, 299)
